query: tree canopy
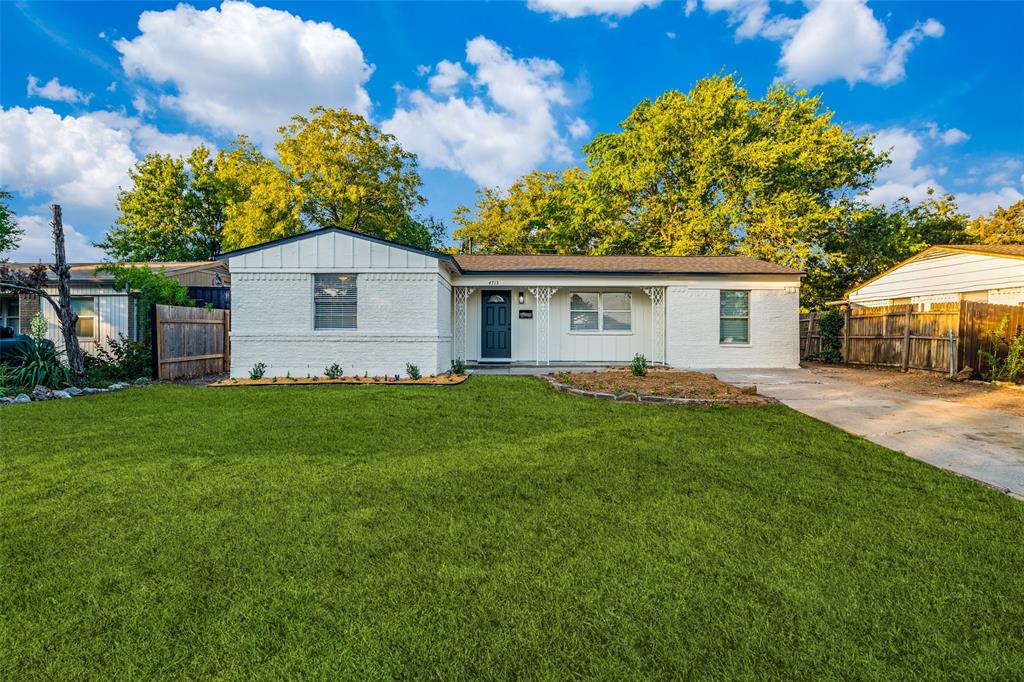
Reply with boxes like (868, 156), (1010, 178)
(101, 107), (441, 261)
(968, 199), (1024, 245)
(0, 190), (22, 256)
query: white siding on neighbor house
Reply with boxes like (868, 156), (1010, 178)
(228, 231), (453, 378)
(665, 285), (800, 369)
(848, 251), (1024, 305)
(41, 287), (134, 356)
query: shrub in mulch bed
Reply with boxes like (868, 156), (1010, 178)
(209, 374), (468, 388)
(547, 368), (774, 406)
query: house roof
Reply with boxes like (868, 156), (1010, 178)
(4, 261), (227, 284)
(844, 243), (1024, 298)
(216, 225), (801, 276)
(452, 254), (802, 275)
(931, 244), (1024, 259)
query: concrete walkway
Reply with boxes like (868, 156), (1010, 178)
(713, 368), (1024, 498)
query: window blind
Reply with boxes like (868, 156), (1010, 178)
(720, 290), (749, 344)
(314, 274), (358, 329)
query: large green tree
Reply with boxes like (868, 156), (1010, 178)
(0, 190), (23, 256)
(100, 146), (231, 261)
(968, 199), (1024, 245)
(455, 75), (885, 274)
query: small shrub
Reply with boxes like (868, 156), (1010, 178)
(93, 335), (152, 381)
(979, 316), (1024, 383)
(450, 358), (466, 376)
(631, 353), (648, 377)
(406, 362), (421, 380)
(13, 338), (70, 388)
(324, 363), (343, 379)
(249, 362), (267, 380)
(817, 308), (845, 364)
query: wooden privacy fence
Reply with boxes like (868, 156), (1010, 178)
(800, 301), (1024, 376)
(153, 304), (230, 380)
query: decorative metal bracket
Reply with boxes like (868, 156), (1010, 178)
(643, 287), (666, 364)
(528, 287), (557, 365)
(454, 287), (474, 363)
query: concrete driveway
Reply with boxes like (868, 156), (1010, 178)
(713, 368), (1024, 498)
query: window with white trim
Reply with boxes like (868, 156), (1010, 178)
(569, 292), (632, 332)
(72, 298), (95, 338)
(314, 274), (357, 330)
(1, 297), (19, 334)
(720, 290), (749, 344)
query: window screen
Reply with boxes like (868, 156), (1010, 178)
(314, 274), (357, 329)
(720, 290), (749, 344)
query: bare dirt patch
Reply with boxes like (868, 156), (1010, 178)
(803, 362), (1024, 418)
(551, 368), (767, 404)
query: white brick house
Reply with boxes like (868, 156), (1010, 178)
(221, 227), (802, 378)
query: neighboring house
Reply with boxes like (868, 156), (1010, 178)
(0, 261), (230, 355)
(221, 227), (802, 378)
(845, 244), (1024, 309)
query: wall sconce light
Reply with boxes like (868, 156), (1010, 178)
(518, 291), (525, 305)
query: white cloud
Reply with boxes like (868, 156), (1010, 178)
(865, 126), (1022, 216)
(527, 0), (662, 20)
(115, 0), (373, 144)
(568, 117), (591, 139)
(666, 31), (676, 39)
(427, 60), (469, 96)
(383, 37), (581, 188)
(26, 75), (92, 105)
(777, 1), (943, 87)
(0, 106), (209, 233)
(924, 122), (969, 146)
(6, 215), (104, 263)
(106, 81), (118, 93)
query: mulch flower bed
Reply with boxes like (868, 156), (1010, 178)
(209, 374), (468, 388)
(547, 368), (774, 406)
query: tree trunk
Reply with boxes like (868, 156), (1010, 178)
(50, 204), (85, 383)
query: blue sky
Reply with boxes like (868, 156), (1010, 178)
(2, 0), (1022, 261)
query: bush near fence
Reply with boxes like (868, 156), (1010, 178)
(800, 301), (1024, 377)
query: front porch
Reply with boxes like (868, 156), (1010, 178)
(452, 284), (667, 367)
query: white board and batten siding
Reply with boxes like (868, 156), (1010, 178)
(40, 287), (134, 356)
(849, 251), (1024, 307)
(228, 230), (453, 378)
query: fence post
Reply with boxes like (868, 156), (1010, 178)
(150, 303), (160, 379)
(223, 310), (231, 374)
(803, 311), (815, 358)
(842, 307), (850, 364)
(901, 304), (912, 372)
(948, 329), (956, 378)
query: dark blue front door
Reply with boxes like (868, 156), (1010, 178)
(481, 290), (511, 359)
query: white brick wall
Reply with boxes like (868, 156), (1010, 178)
(665, 285), (800, 369)
(230, 271), (452, 378)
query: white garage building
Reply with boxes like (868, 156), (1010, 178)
(221, 227), (802, 378)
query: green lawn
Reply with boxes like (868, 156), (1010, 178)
(2, 377), (1022, 679)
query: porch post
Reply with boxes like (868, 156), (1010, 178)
(528, 287), (557, 366)
(643, 287), (666, 365)
(454, 287), (474, 363)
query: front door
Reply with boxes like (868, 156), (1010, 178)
(481, 290), (512, 360)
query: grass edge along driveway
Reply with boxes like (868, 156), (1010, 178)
(3, 377), (1022, 679)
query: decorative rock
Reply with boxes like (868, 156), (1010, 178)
(134, 377), (150, 385)
(108, 382), (129, 390)
(13, 393), (31, 404)
(639, 395), (671, 403)
(64, 386), (83, 396)
(52, 390), (72, 399)
(0, 396), (12, 405)
(31, 385), (53, 401)
(614, 392), (639, 402)
(592, 392), (616, 400)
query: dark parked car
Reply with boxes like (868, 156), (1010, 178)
(0, 326), (32, 366)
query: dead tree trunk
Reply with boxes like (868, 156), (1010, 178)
(50, 204), (85, 383)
